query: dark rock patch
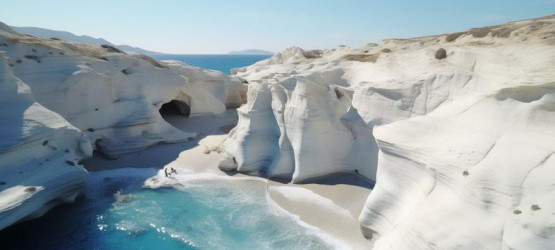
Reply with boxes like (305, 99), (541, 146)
(435, 48), (447, 60)
(101, 44), (125, 54)
(469, 27), (492, 38)
(24, 55), (41, 63)
(343, 53), (380, 63)
(446, 32), (465, 42)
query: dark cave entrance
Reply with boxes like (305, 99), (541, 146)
(159, 100), (191, 117)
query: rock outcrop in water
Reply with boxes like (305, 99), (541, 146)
(221, 15), (555, 248)
(0, 23), (245, 229)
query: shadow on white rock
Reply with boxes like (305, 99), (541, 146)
(0, 24), (246, 159)
(0, 53), (91, 230)
(223, 15), (555, 249)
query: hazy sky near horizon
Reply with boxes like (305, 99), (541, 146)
(1, 0), (554, 54)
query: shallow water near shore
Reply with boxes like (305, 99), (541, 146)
(0, 168), (340, 250)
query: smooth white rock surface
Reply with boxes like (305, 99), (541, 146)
(0, 24), (245, 158)
(0, 53), (91, 230)
(0, 23), (245, 229)
(221, 15), (555, 248)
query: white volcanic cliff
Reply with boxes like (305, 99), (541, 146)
(222, 16), (555, 249)
(0, 23), (244, 158)
(0, 52), (91, 230)
(1, 14), (554, 249)
(0, 23), (245, 229)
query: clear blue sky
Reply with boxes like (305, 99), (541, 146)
(1, 0), (553, 54)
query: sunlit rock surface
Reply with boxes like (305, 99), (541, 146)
(0, 22), (245, 229)
(0, 53), (91, 230)
(0, 23), (245, 158)
(222, 15), (555, 248)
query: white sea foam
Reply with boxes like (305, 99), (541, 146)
(85, 168), (349, 249)
(144, 171), (350, 249)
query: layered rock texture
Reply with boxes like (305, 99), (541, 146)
(0, 23), (245, 158)
(0, 23), (245, 229)
(221, 16), (555, 248)
(0, 53), (91, 230)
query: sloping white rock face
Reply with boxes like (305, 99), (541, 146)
(0, 24), (245, 158)
(0, 53), (91, 230)
(0, 23), (246, 229)
(222, 15), (555, 248)
(222, 77), (354, 182)
(223, 82), (282, 176)
(362, 81), (555, 249)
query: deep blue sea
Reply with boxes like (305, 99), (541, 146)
(0, 169), (339, 250)
(151, 54), (272, 74)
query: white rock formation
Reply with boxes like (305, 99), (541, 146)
(222, 76), (355, 182)
(223, 82), (282, 176)
(0, 23), (246, 229)
(163, 60), (246, 109)
(221, 15), (555, 248)
(0, 53), (91, 230)
(0, 23), (245, 158)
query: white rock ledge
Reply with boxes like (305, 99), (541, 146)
(0, 24), (245, 159)
(0, 23), (245, 230)
(221, 15), (555, 249)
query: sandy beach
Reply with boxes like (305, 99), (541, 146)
(84, 110), (373, 249)
(2, 6), (554, 248)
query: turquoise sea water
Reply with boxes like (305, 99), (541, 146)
(151, 54), (272, 74)
(0, 55), (340, 250)
(0, 169), (339, 250)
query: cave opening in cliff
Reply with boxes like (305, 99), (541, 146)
(159, 100), (191, 117)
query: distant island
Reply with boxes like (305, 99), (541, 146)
(11, 26), (160, 55)
(228, 49), (273, 55)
